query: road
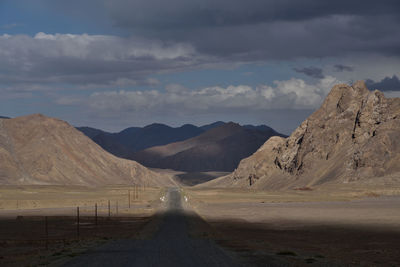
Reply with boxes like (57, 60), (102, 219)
(63, 188), (240, 267)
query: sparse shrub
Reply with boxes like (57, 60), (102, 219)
(365, 191), (380, 197)
(305, 258), (316, 263)
(52, 251), (63, 256)
(294, 187), (313, 191)
(276, 250), (297, 256)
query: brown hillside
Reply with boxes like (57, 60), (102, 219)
(204, 81), (400, 189)
(0, 114), (173, 186)
(131, 122), (283, 172)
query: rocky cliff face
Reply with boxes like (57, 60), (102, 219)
(0, 114), (173, 186)
(209, 81), (400, 189)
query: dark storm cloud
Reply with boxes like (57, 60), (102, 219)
(366, 75), (400, 91)
(21, 0), (400, 61)
(102, 0), (400, 60)
(106, 0), (400, 29)
(293, 67), (324, 79)
(334, 64), (354, 72)
(2, 0), (400, 96)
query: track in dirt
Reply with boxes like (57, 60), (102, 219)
(63, 188), (240, 267)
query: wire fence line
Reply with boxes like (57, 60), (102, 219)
(0, 185), (157, 251)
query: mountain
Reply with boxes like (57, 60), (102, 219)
(125, 123), (204, 152)
(0, 114), (173, 186)
(76, 126), (107, 139)
(200, 121), (226, 131)
(76, 126), (140, 158)
(77, 122), (281, 162)
(131, 122), (285, 172)
(0, 116), (10, 119)
(243, 124), (275, 132)
(77, 123), (204, 158)
(204, 81), (400, 189)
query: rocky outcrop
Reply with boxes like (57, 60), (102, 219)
(207, 81), (400, 189)
(0, 114), (174, 186)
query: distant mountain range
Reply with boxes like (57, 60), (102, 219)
(0, 116), (10, 119)
(77, 121), (286, 172)
(77, 123), (205, 158)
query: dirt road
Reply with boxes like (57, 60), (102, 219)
(63, 188), (240, 267)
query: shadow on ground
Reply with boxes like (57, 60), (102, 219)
(1, 189), (400, 266)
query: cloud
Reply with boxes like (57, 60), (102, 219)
(365, 75), (400, 91)
(86, 76), (342, 117)
(333, 64), (354, 72)
(293, 67), (324, 79)
(102, 1), (400, 60)
(105, 0), (400, 30)
(0, 33), (203, 89)
(54, 96), (84, 105)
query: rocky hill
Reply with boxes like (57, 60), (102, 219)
(0, 114), (174, 186)
(131, 122), (285, 172)
(204, 81), (400, 189)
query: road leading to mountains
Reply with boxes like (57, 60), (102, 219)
(63, 188), (240, 267)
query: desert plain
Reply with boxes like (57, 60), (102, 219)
(185, 182), (400, 266)
(1, 178), (400, 266)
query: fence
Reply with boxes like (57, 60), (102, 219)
(0, 185), (154, 253)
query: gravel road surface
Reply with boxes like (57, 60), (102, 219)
(63, 187), (240, 267)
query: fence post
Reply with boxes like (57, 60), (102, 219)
(116, 200), (118, 216)
(77, 207), (80, 240)
(95, 203), (98, 226)
(128, 190), (131, 209)
(45, 216), (48, 250)
(108, 200), (111, 218)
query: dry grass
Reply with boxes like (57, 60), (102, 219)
(0, 185), (164, 215)
(185, 182), (400, 205)
(0, 185), (166, 266)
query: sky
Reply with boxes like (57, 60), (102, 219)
(1, 0), (400, 134)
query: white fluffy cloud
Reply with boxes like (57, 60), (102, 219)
(0, 33), (200, 88)
(87, 76), (342, 115)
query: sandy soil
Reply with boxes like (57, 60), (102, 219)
(185, 188), (400, 266)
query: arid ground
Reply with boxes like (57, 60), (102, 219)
(185, 185), (400, 266)
(0, 185), (165, 266)
(1, 183), (400, 266)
